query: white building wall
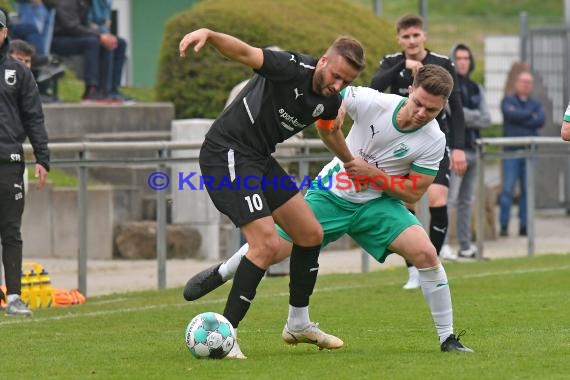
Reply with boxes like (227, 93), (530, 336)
(484, 35), (520, 124)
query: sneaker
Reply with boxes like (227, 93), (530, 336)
(81, 86), (112, 104)
(109, 92), (136, 105)
(440, 331), (474, 353)
(519, 226), (527, 236)
(402, 275), (420, 290)
(183, 263), (225, 301)
(225, 340), (247, 359)
(282, 322), (344, 350)
(500, 226), (508, 237)
(439, 244), (458, 261)
(5, 298), (32, 317)
(458, 245), (477, 259)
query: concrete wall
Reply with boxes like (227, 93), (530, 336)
(22, 184), (114, 259)
(171, 119), (224, 260)
(43, 103), (175, 141)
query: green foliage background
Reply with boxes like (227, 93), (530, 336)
(156, 0), (398, 120)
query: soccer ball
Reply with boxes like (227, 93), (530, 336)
(185, 312), (235, 359)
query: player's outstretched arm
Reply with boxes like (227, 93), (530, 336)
(179, 28), (263, 70)
(316, 103), (353, 163)
(562, 121), (570, 141)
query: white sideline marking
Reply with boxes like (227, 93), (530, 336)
(1, 265), (568, 326)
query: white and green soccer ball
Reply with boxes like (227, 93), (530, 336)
(185, 312), (235, 359)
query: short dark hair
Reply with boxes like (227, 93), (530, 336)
(9, 39), (36, 57)
(327, 36), (366, 71)
(396, 14), (424, 33)
(413, 64), (454, 99)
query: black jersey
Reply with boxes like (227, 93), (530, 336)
(206, 49), (341, 156)
(370, 50), (465, 150)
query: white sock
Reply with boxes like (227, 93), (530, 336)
(287, 305), (310, 331)
(407, 266), (419, 279)
(219, 243), (249, 281)
(418, 264), (454, 343)
(7, 294), (19, 304)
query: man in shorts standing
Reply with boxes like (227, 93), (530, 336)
(179, 28), (365, 358)
(184, 65), (474, 354)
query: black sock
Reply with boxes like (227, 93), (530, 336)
(289, 244), (321, 307)
(223, 256), (265, 328)
(429, 206), (448, 255)
(405, 209), (416, 268)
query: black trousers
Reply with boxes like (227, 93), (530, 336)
(0, 164), (25, 296)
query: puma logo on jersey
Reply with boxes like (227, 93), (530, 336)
(433, 226), (447, 234)
(289, 54), (297, 63)
(370, 125), (380, 139)
(294, 88), (303, 100)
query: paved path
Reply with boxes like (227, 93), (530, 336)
(24, 209), (570, 297)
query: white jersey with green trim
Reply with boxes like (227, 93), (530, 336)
(314, 86), (446, 203)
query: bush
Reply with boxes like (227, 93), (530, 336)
(156, 0), (398, 124)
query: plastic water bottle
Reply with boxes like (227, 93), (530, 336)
(39, 269), (54, 308)
(28, 270), (42, 309)
(20, 271), (31, 306)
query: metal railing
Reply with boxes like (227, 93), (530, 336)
(475, 136), (570, 259)
(19, 137), (568, 294)
(23, 139), (333, 295)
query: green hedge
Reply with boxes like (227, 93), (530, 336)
(156, 0), (398, 123)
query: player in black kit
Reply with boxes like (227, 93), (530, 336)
(370, 14), (467, 289)
(179, 28), (365, 358)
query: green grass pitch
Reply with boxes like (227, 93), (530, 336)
(2, 254), (569, 379)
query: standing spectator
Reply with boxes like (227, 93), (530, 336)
(0, 11), (50, 316)
(370, 14), (467, 289)
(51, 0), (116, 102)
(441, 43), (491, 259)
(562, 101), (570, 141)
(499, 71), (545, 237)
(89, 0), (131, 103)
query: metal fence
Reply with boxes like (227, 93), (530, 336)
(475, 136), (570, 259)
(16, 137), (570, 295)
(523, 24), (570, 124)
(22, 140), (333, 296)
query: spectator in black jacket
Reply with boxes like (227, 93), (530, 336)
(51, 0), (117, 102)
(440, 43), (491, 260)
(370, 14), (467, 289)
(0, 10), (49, 316)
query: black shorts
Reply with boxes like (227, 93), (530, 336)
(199, 140), (299, 227)
(433, 147), (450, 187)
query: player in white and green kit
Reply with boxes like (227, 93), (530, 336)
(185, 65), (473, 353)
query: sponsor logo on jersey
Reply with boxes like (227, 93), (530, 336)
(278, 108), (307, 131)
(5, 69), (16, 86)
(312, 104), (324, 117)
(289, 54), (297, 63)
(393, 143), (410, 158)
